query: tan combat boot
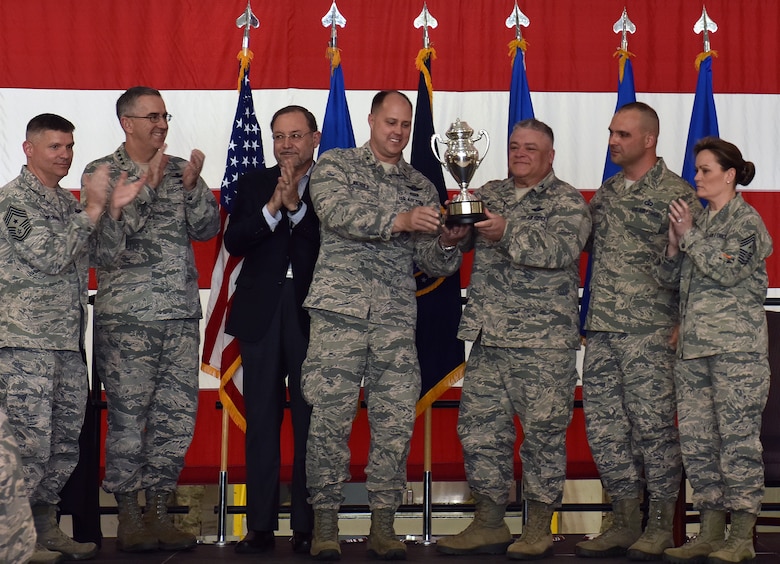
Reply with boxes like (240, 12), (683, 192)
(27, 544), (63, 564)
(706, 511), (756, 564)
(366, 508), (406, 560)
(575, 497), (642, 558)
(627, 499), (676, 560)
(663, 509), (726, 563)
(115, 492), (158, 553)
(436, 492), (513, 555)
(507, 500), (555, 560)
(142, 490), (197, 551)
(32, 504), (98, 561)
(310, 508), (341, 560)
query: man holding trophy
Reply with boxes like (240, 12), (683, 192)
(437, 119), (591, 560)
(302, 90), (469, 561)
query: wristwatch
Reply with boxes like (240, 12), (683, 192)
(438, 236), (457, 252)
(288, 200), (303, 214)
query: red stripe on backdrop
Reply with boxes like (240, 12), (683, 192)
(77, 189), (780, 292)
(0, 0), (777, 93)
(577, 190), (780, 292)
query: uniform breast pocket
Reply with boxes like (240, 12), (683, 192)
(625, 204), (665, 237)
(121, 238), (161, 268)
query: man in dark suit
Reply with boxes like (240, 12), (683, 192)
(224, 105), (321, 554)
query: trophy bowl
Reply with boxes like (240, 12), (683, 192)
(431, 118), (490, 225)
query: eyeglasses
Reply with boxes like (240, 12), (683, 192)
(124, 113), (173, 123)
(272, 131), (314, 143)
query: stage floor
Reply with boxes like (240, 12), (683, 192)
(84, 533), (780, 563)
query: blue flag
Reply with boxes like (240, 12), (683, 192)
(580, 54), (636, 336)
(411, 52), (465, 416)
(601, 58), (636, 182)
(681, 55), (719, 187)
(508, 41), (535, 138)
(319, 59), (356, 155)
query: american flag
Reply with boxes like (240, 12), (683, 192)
(201, 59), (264, 432)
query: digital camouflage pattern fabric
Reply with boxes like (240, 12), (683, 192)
(659, 194), (772, 515)
(459, 171), (591, 349)
(304, 144), (462, 327)
(456, 171), (589, 508)
(0, 166), (123, 350)
(657, 194), (772, 359)
(0, 408), (36, 564)
(582, 158), (696, 505)
(0, 166), (122, 507)
(86, 143), (218, 496)
(585, 158), (701, 333)
(83, 143), (219, 323)
(303, 144), (462, 512)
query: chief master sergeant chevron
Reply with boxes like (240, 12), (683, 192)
(0, 113), (145, 563)
(302, 90), (470, 561)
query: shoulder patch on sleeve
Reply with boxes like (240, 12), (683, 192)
(3, 205), (32, 241)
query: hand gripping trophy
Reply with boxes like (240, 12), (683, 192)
(431, 118), (490, 224)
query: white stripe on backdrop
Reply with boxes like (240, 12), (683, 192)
(0, 89), (778, 192)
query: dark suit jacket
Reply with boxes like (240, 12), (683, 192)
(224, 165), (320, 341)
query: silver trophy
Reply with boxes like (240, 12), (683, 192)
(431, 119), (490, 224)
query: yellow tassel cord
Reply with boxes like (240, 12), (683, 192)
(415, 362), (466, 417)
(613, 48), (635, 83)
(507, 38), (529, 67)
(216, 350), (246, 432)
(236, 49), (254, 91)
(414, 274), (446, 297)
(415, 47), (437, 107)
(694, 50), (718, 71)
(326, 46), (342, 74)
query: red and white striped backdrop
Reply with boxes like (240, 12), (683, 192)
(1, 0), (778, 291)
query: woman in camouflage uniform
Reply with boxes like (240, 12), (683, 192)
(659, 137), (772, 564)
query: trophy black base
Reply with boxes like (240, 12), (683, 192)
(446, 213), (486, 225)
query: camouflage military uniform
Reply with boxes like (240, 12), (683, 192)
(0, 407), (36, 563)
(456, 172), (590, 506)
(583, 158), (701, 502)
(302, 144), (462, 511)
(84, 144), (219, 494)
(658, 194), (772, 514)
(0, 166), (124, 506)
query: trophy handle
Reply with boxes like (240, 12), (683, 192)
(430, 134), (447, 166)
(473, 129), (490, 167)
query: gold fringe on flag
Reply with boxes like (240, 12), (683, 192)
(415, 362), (466, 417)
(415, 275), (446, 297)
(694, 50), (718, 71)
(613, 48), (635, 83)
(326, 46), (342, 74)
(219, 355), (246, 432)
(415, 47), (437, 107)
(507, 38), (529, 67)
(236, 49), (254, 91)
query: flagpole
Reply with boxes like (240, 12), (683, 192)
(423, 407), (433, 543)
(319, 1), (355, 155)
(413, 3), (439, 545)
(216, 406), (230, 545)
(505, 2), (534, 138)
(202, 0), (261, 545)
(682, 7), (719, 188)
